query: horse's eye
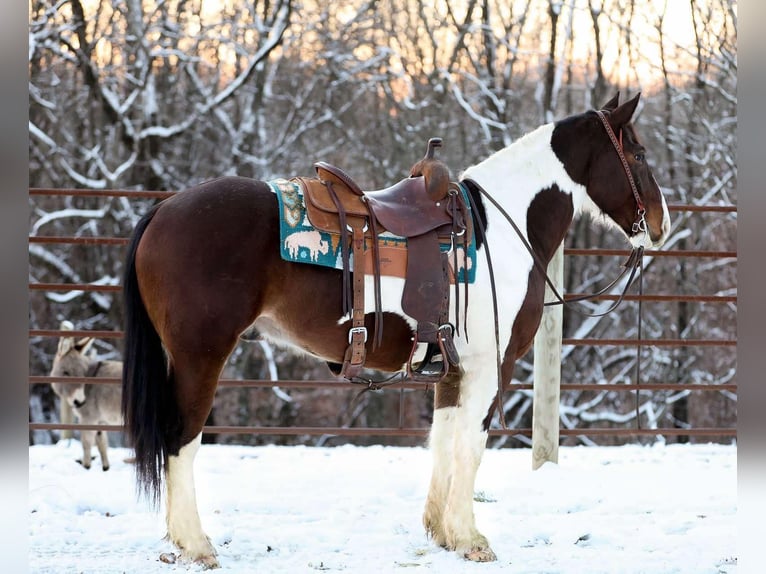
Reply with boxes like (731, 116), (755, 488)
(634, 153), (645, 163)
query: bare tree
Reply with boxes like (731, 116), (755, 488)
(29, 0), (737, 447)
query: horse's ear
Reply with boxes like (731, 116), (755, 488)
(600, 92), (620, 111)
(609, 92), (641, 127)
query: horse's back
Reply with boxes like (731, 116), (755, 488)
(144, 176), (278, 252)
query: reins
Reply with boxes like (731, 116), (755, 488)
(464, 179), (644, 429)
(462, 109), (650, 429)
(348, 110), (651, 430)
(465, 179), (645, 317)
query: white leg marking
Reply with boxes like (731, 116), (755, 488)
(423, 407), (456, 546)
(165, 433), (219, 568)
(442, 367), (498, 561)
(442, 421), (495, 561)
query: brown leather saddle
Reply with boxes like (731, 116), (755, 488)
(294, 138), (472, 383)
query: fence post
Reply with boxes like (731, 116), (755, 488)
(532, 242), (564, 470)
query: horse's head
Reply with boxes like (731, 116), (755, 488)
(50, 321), (94, 409)
(578, 93), (671, 249)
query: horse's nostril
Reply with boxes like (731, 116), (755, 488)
(74, 399), (85, 408)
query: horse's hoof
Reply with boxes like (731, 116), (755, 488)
(197, 555), (220, 569)
(465, 547), (497, 562)
(177, 551), (219, 570)
(160, 551), (218, 569)
(166, 528), (218, 569)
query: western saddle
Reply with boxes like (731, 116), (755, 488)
(295, 138), (472, 383)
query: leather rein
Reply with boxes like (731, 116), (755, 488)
(347, 111), (650, 424)
(464, 110), (648, 316)
(464, 109), (649, 428)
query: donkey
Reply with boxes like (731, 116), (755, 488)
(50, 321), (123, 471)
(122, 93), (670, 567)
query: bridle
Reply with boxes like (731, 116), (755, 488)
(594, 109), (648, 235)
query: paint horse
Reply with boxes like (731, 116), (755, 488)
(122, 93), (670, 567)
(50, 321), (123, 470)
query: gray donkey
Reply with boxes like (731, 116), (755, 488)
(50, 321), (123, 470)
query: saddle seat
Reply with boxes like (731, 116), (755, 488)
(306, 163), (454, 239)
(294, 138), (470, 384)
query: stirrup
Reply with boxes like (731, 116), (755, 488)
(406, 325), (459, 383)
(407, 340), (447, 383)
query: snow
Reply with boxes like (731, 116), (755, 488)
(29, 442), (737, 573)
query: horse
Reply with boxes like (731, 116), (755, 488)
(122, 93), (670, 567)
(50, 321), (123, 471)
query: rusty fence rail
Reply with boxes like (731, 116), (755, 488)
(29, 189), (737, 441)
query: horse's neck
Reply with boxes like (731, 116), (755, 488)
(463, 123), (584, 263)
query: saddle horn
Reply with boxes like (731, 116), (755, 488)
(410, 137), (450, 202)
(425, 137), (443, 159)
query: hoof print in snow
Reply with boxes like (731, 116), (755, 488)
(159, 552), (177, 564)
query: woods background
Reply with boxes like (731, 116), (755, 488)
(28, 0), (737, 447)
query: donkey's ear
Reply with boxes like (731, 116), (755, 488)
(56, 320), (76, 356)
(74, 337), (95, 356)
(600, 92), (620, 111)
(609, 93), (641, 127)
(56, 336), (75, 357)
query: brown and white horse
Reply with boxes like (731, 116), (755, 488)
(122, 93), (670, 567)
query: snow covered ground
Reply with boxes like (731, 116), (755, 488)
(29, 441), (736, 573)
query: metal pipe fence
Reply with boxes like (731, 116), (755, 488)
(28, 189), (737, 442)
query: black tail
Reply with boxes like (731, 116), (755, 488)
(122, 205), (180, 507)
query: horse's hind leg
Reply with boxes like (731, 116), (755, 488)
(95, 430), (110, 471)
(164, 357), (226, 568)
(166, 433), (219, 568)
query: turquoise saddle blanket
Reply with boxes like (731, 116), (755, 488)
(267, 178), (476, 284)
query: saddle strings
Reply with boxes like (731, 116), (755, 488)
(325, 182), (352, 317)
(450, 189), (461, 338)
(326, 181), (384, 349)
(462, 182), (508, 430)
(449, 182), (472, 341)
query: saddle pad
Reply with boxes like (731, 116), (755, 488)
(268, 178), (476, 283)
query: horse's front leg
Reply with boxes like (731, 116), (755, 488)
(424, 365), (497, 562)
(165, 433), (219, 568)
